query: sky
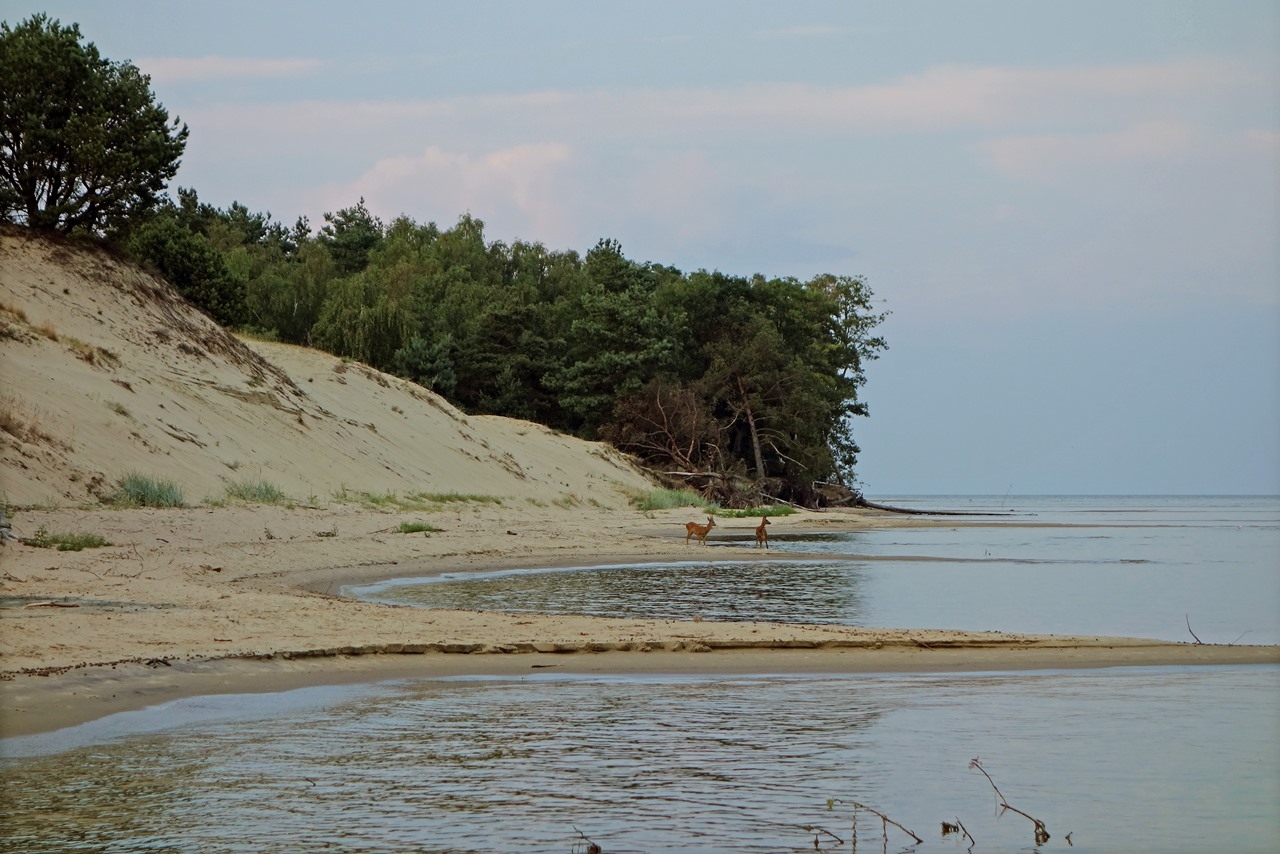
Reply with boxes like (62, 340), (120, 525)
(11, 0), (1279, 495)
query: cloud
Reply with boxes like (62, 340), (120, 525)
(136, 55), (323, 82)
(976, 120), (1203, 182)
(177, 57), (1264, 150)
(308, 143), (578, 244)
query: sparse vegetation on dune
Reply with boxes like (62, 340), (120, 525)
(330, 487), (504, 511)
(395, 521), (441, 535)
(632, 488), (709, 513)
(224, 479), (289, 504)
(24, 526), (111, 551)
(106, 473), (185, 507)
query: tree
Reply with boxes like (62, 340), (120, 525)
(0, 15), (188, 234)
(318, 198), (383, 274)
(126, 213), (244, 326)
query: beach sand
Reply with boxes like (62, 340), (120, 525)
(3, 504), (1275, 738)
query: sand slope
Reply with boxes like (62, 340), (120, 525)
(0, 227), (652, 509)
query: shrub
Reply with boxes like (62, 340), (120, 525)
(108, 472), (185, 507)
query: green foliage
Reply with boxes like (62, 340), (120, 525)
(311, 272), (410, 366)
(112, 191), (886, 506)
(0, 15), (188, 234)
(126, 212), (245, 325)
(224, 479), (289, 504)
(715, 505), (796, 518)
(391, 334), (457, 397)
(107, 472), (185, 507)
(25, 526), (111, 550)
(319, 198), (383, 273)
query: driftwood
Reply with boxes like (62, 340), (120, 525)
(854, 496), (1015, 516)
(970, 757), (1051, 845)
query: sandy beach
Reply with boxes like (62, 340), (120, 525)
(3, 503), (1276, 739)
(2, 230), (1276, 740)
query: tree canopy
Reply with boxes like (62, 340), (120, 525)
(129, 200), (888, 505)
(0, 14), (187, 234)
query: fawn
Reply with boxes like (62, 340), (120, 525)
(755, 516), (770, 548)
(685, 516), (716, 545)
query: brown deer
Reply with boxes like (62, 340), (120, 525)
(755, 516), (771, 549)
(685, 516), (716, 545)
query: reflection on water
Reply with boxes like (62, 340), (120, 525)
(351, 496), (1280, 644)
(3, 666), (1278, 853)
(358, 560), (870, 625)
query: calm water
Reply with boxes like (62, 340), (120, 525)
(3, 496), (1278, 853)
(2, 667), (1277, 853)
(352, 495), (1280, 645)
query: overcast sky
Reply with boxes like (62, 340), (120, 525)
(16, 0), (1279, 495)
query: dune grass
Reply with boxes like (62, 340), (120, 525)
(632, 487), (711, 513)
(716, 505), (797, 518)
(396, 520), (442, 535)
(25, 526), (111, 551)
(224, 479), (289, 504)
(331, 486), (503, 511)
(107, 473), (185, 507)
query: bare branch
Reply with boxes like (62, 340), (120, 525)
(1186, 613), (1203, 645)
(969, 757), (1050, 845)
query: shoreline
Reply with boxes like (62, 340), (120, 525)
(6, 640), (1277, 742)
(3, 504), (1277, 740)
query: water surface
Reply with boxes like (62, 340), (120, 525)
(352, 496), (1280, 645)
(4, 496), (1276, 853)
(3, 666), (1276, 853)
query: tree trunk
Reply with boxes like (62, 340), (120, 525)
(737, 376), (767, 479)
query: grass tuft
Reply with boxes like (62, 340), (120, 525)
(632, 487), (710, 512)
(717, 505), (797, 518)
(331, 487), (503, 511)
(396, 520), (442, 535)
(225, 479), (289, 504)
(26, 526), (111, 551)
(107, 472), (185, 507)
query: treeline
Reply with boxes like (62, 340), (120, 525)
(117, 191), (887, 506)
(2, 15), (889, 506)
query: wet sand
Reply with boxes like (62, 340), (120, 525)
(3, 505), (1276, 739)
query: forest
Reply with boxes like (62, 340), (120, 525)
(115, 192), (887, 507)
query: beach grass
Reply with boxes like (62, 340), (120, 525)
(396, 520), (442, 535)
(224, 479), (289, 504)
(716, 506), (797, 518)
(632, 487), (711, 512)
(332, 486), (503, 510)
(107, 473), (185, 507)
(24, 526), (112, 551)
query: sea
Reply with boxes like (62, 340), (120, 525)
(2, 495), (1277, 853)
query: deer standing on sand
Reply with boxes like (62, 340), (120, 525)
(755, 516), (770, 549)
(685, 516), (716, 546)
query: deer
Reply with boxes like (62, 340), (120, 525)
(685, 516), (716, 546)
(755, 516), (770, 549)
